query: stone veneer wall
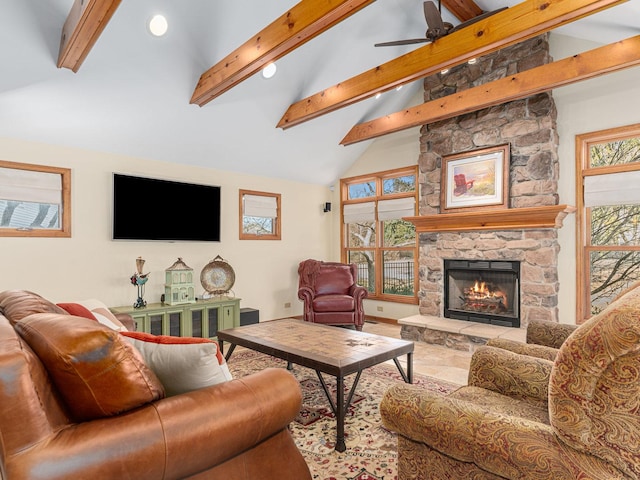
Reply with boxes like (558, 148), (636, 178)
(417, 34), (561, 327)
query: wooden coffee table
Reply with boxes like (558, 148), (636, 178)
(217, 319), (414, 452)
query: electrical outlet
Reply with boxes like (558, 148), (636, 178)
(284, 302), (291, 308)
(376, 306), (383, 312)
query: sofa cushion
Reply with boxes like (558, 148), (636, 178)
(121, 332), (232, 396)
(75, 299), (129, 331)
(314, 266), (354, 296)
(313, 294), (355, 312)
(14, 313), (164, 421)
(0, 290), (67, 324)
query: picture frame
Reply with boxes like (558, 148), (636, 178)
(440, 144), (510, 213)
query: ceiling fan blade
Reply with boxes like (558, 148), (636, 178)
(450, 6), (509, 34)
(374, 38), (430, 47)
(424, 1), (445, 32)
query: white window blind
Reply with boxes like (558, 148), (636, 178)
(343, 201), (375, 223)
(584, 171), (640, 207)
(243, 194), (277, 218)
(0, 167), (62, 204)
(377, 197), (415, 221)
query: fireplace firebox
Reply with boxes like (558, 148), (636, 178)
(444, 259), (520, 328)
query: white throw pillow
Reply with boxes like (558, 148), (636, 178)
(121, 332), (232, 396)
(76, 299), (129, 332)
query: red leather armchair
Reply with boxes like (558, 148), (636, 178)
(297, 260), (368, 331)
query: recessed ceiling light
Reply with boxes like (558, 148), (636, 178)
(441, 68), (450, 75)
(262, 62), (277, 79)
(468, 58), (477, 65)
(148, 14), (168, 37)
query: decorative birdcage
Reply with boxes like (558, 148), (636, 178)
(164, 258), (196, 305)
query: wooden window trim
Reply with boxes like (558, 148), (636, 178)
(239, 189), (281, 240)
(575, 123), (640, 323)
(341, 166), (418, 304)
(0, 160), (71, 238)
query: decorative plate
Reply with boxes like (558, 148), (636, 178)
(200, 255), (236, 295)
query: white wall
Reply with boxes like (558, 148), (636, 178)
(551, 34), (640, 324)
(0, 137), (332, 320)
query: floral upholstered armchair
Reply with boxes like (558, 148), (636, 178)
(381, 284), (640, 479)
(485, 318), (578, 361)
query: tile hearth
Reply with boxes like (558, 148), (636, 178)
(399, 315), (526, 353)
(362, 321), (472, 386)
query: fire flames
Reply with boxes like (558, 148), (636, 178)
(462, 279), (508, 311)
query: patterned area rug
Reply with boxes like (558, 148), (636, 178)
(226, 349), (458, 480)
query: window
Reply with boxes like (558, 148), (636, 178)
(0, 160), (71, 237)
(576, 124), (640, 322)
(239, 189), (281, 240)
(341, 166), (418, 303)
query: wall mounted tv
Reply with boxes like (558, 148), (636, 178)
(113, 173), (221, 242)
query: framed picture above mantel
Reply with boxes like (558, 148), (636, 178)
(440, 144), (510, 213)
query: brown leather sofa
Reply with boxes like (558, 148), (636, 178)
(0, 290), (311, 480)
(297, 259), (368, 331)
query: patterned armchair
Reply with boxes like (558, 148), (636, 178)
(486, 318), (578, 361)
(381, 284), (640, 479)
(297, 259), (368, 331)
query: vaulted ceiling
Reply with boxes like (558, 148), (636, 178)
(1, 1), (638, 185)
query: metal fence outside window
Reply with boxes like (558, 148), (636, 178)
(355, 261), (414, 296)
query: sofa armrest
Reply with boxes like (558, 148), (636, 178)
(381, 383), (624, 480)
(6, 368), (305, 480)
(381, 383), (554, 464)
(468, 346), (552, 403)
(114, 312), (136, 331)
(349, 284), (368, 301)
(486, 337), (560, 361)
(297, 286), (314, 303)
(526, 319), (578, 349)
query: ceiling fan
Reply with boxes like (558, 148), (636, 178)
(374, 1), (507, 47)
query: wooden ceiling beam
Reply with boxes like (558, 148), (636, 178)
(190, 0), (375, 107)
(277, 0), (628, 129)
(57, 0), (122, 72)
(442, 0), (483, 22)
(341, 35), (640, 145)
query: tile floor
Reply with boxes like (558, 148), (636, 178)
(362, 320), (472, 386)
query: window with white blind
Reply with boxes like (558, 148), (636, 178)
(576, 123), (640, 321)
(341, 166), (418, 303)
(0, 160), (71, 237)
(239, 189), (281, 240)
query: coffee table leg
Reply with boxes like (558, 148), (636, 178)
(223, 343), (236, 361)
(336, 375), (346, 452)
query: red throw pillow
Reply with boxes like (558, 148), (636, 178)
(15, 314), (165, 421)
(121, 332), (232, 396)
(56, 302), (98, 322)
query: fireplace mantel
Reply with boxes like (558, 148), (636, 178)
(404, 205), (576, 233)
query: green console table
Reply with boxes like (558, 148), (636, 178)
(111, 296), (241, 339)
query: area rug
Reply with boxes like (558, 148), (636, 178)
(226, 349), (459, 480)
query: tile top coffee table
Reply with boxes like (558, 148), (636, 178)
(217, 318), (414, 452)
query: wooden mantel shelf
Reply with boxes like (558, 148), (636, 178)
(404, 205), (576, 233)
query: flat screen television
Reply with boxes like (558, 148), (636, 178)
(112, 173), (221, 241)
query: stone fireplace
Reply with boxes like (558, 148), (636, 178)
(414, 34), (562, 334)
